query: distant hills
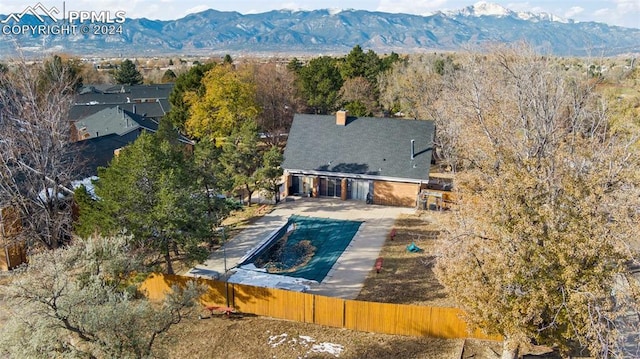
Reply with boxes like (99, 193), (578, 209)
(1, 2), (639, 57)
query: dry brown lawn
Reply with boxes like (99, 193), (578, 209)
(162, 314), (472, 359)
(0, 273), (12, 331)
(356, 211), (456, 307)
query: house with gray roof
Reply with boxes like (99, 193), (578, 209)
(72, 106), (156, 141)
(282, 111), (435, 207)
(73, 84), (173, 123)
(69, 101), (169, 123)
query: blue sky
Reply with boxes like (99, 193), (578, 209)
(1, 1), (638, 28)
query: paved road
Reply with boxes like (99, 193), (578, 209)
(186, 197), (412, 299)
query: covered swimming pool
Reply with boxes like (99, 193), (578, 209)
(240, 215), (362, 283)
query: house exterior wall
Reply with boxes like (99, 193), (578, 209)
(311, 177), (319, 198)
(373, 180), (420, 207)
(284, 174), (292, 197)
(285, 173), (425, 207)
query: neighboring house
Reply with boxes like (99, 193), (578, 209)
(282, 111), (436, 207)
(72, 106), (157, 142)
(70, 105), (192, 176)
(72, 84), (173, 123)
(69, 83), (191, 177)
(69, 101), (169, 124)
(77, 83), (173, 101)
(73, 132), (147, 177)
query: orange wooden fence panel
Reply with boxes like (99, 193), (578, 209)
(139, 273), (174, 301)
(140, 274), (501, 342)
(233, 283), (311, 323)
(313, 295), (345, 328)
(198, 277), (229, 307)
(345, 299), (393, 334)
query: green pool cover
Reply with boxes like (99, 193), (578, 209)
(246, 215), (363, 282)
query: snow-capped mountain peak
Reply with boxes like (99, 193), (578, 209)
(448, 1), (571, 24)
(470, 1), (510, 16)
(528, 12), (570, 24)
(452, 1), (512, 17)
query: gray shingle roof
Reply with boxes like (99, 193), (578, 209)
(283, 114), (435, 182)
(70, 101), (169, 122)
(73, 106), (157, 140)
(75, 84), (173, 105)
(129, 84), (173, 100)
(73, 132), (142, 177)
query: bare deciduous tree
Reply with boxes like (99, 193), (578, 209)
(251, 62), (301, 147)
(434, 45), (640, 358)
(379, 54), (445, 119)
(0, 57), (80, 250)
(378, 54), (462, 172)
(338, 76), (378, 116)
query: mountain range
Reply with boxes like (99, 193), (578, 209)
(1, 2), (638, 58)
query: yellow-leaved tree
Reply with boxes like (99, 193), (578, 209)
(184, 64), (259, 141)
(435, 45), (640, 359)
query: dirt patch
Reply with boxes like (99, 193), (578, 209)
(356, 211), (455, 307)
(0, 273), (14, 331)
(221, 204), (275, 236)
(162, 314), (468, 359)
(462, 339), (502, 358)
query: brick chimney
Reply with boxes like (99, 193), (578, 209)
(336, 110), (348, 126)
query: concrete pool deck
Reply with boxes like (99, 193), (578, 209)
(186, 197), (413, 299)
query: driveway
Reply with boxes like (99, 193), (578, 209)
(186, 197), (413, 299)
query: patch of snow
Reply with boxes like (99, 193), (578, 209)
(538, 12), (569, 23)
(268, 334), (342, 357)
(268, 333), (288, 348)
(447, 1), (570, 24)
(38, 187), (65, 202)
(298, 335), (315, 344)
(450, 1), (511, 17)
(310, 342), (344, 357)
(516, 12), (535, 21)
(471, 1), (510, 16)
(227, 267), (316, 292)
(328, 8), (342, 16)
(71, 176), (98, 199)
(241, 263), (267, 272)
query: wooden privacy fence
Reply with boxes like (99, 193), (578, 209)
(140, 273), (501, 341)
(0, 206), (26, 271)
